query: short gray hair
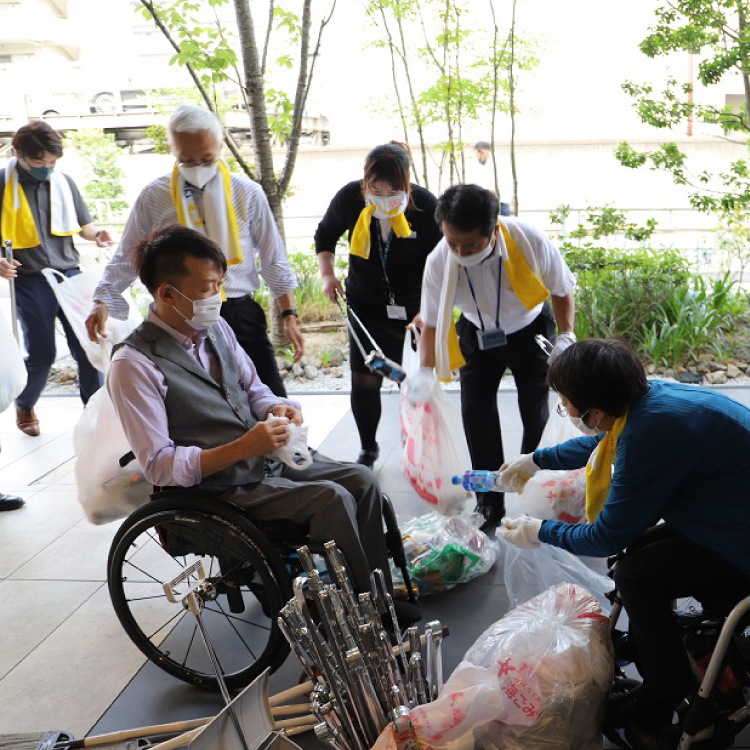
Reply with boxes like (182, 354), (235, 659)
(167, 104), (223, 149)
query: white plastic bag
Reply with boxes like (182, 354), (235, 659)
(73, 384), (150, 524)
(517, 397), (586, 522)
(372, 584), (613, 750)
(500, 536), (613, 613)
(400, 332), (473, 516)
(0, 307), (27, 412)
(390, 511), (498, 595)
(41, 268), (141, 372)
(266, 414), (313, 470)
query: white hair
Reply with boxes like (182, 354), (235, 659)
(167, 104), (223, 148)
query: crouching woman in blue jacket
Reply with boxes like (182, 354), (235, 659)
(499, 337), (750, 749)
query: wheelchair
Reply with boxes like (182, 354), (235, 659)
(107, 486), (418, 692)
(604, 554), (750, 750)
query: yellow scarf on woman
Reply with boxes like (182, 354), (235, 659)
(350, 204), (412, 259)
(585, 412), (628, 522)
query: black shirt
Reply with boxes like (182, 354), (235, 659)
(0, 167), (92, 275)
(314, 181), (442, 316)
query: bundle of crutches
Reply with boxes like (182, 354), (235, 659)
(278, 542), (446, 750)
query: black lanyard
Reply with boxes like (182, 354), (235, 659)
(376, 227), (397, 304)
(464, 258), (502, 332)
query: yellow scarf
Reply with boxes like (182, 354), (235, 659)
(170, 161), (242, 265)
(499, 223), (550, 310)
(585, 412), (628, 522)
(350, 204), (412, 259)
(2, 160), (80, 249)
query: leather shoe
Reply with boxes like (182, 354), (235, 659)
(606, 685), (674, 729)
(0, 493), (24, 511)
(477, 498), (505, 533)
(356, 445), (379, 469)
(625, 719), (680, 750)
(16, 406), (40, 437)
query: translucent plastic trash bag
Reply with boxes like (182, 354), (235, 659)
(41, 268), (141, 373)
(372, 583), (613, 750)
(400, 331), (473, 516)
(74, 386), (150, 524)
(517, 396), (587, 522)
(390, 511), (498, 595)
(0, 307), (27, 413)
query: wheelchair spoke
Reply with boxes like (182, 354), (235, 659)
(124, 593), (171, 603)
(123, 558), (168, 585)
(210, 599), (260, 659)
(146, 607), (186, 642)
(181, 621), (199, 670)
(204, 603), (272, 632)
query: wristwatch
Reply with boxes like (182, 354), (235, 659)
(281, 308), (298, 318)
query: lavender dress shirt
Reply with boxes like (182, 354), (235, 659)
(107, 305), (300, 488)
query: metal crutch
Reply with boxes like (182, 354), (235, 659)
(4, 240), (19, 341)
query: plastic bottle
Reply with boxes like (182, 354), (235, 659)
(451, 470), (502, 492)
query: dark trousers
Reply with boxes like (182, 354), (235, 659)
(220, 295), (286, 398)
(220, 452), (390, 594)
(457, 307), (555, 513)
(614, 525), (750, 708)
(15, 270), (102, 409)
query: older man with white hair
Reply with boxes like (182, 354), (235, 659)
(85, 104), (303, 396)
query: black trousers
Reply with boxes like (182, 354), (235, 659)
(614, 525), (750, 708)
(457, 307), (555, 513)
(220, 295), (286, 398)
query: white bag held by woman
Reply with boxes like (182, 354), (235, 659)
(0, 306), (27, 413)
(41, 268), (141, 373)
(400, 329), (473, 516)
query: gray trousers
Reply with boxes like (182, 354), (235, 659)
(219, 452), (391, 594)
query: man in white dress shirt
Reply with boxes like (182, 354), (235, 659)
(85, 104), (303, 397)
(418, 184), (576, 530)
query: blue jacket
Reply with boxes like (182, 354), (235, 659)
(535, 381), (750, 576)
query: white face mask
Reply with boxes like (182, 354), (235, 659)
(367, 191), (408, 219)
(569, 410), (602, 436)
(450, 240), (494, 268)
(178, 162), (219, 189)
(171, 287), (223, 330)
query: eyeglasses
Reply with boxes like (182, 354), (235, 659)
(177, 157), (219, 168)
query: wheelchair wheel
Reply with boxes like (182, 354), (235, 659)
(108, 494), (292, 691)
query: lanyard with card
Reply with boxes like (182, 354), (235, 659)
(464, 261), (507, 350)
(376, 230), (407, 320)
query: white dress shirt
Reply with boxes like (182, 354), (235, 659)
(94, 173), (298, 319)
(420, 218), (575, 335)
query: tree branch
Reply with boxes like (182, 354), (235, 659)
(261, 0), (275, 77)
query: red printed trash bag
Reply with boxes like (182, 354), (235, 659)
(400, 382), (472, 516)
(371, 583), (613, 750)
(518, 468), (586, 523)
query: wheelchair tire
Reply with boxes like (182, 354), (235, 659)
(108, 494), (292, 691)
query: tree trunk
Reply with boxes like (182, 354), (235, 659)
(233, 0), (286, 348)
(508, 0), (519, 213)
(737, 1), (750, 131)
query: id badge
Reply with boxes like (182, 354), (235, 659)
(478, 328), (507, 350)
(387, 304), (407, 320)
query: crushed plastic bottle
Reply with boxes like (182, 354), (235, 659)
(451, 470), (503, 492)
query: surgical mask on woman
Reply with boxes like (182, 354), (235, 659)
(450, 240), (494, 268)
(569, 409), (603, 436)
(171, 287), (223, 330)
(367, 191), (408, 219)
(178, 163), (219, 189)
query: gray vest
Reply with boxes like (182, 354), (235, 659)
(119, 321), (264, 488)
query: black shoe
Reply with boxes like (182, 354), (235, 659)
(356, 445), (379, 469)
(477, 498), (505, 533)
(0, 493), (24, 511)
(606, 685), (674, 730)
(625, 719), (681, 750)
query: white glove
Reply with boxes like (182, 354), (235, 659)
(497, 452), (539, 493)
(548, 332), (576, 364)
(406, 367), (437, 406)
(499, 514), (543, 548)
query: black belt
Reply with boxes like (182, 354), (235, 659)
(222, 293), (255, 306)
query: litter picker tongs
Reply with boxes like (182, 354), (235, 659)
(4, 239), (19, 341)
(334, 289), (406, 384)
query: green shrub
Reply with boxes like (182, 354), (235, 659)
(563, 243), (747, 366)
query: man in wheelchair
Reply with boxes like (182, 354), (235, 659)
(498, 338), (750, 750)
(107, 223), (398, 601)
